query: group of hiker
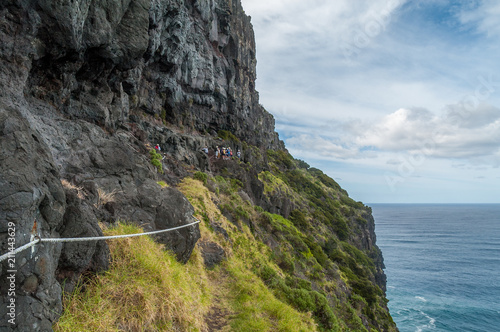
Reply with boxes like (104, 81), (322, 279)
(155, 143), (241, 161)
(205, 146), (241, 160)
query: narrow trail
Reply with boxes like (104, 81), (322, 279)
(205, 268), (233, 332)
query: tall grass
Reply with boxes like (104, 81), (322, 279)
(179, 178), (318, 332)
(226, 259), (316, 332)
(54, 223), (211, 332)
(55, 178), (318, 331)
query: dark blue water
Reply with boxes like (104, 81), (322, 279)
(372, 204), (500, 332)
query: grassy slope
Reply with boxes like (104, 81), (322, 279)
(55, 145), (397, 331)
(54, 179), (316, 332)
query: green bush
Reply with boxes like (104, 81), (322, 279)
(218, 130), (239, 142)
(341, 242), (375, 274)
(149, 149), (163, 173)
(285, 276), (312, 292)
(304, 237), (329, 267)
(235, 205), (250, 220)
(284, 233), (308, 253)
(275, 252), (295, 274)
(213, 175), (242, 194)
(289, 209), (308, 229)
(295, 159), (310, 169)
(259, 265), (278, 285)
(311, 291), (339, 330)
(340, 195), (365, 210)
(351, 278), (380, 305)
(333, 218), (349, 241)
(309, 263), (325, 281)
(261, 271), (339, 329)
(267, 150), (295, 170)
(193, 171), (208, 185)
(287, 288), (315, 312)
(308, 168), (342, 192)
(229, 178), (243, 191)
(327, 248), (346, 266)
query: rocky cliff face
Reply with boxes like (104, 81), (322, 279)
(21, 0), (281, 149)
(0, 1), (392, 331)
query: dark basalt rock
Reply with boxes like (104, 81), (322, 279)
(55, 188), (110, 294)
(151, 187), (201, 264)
(0, 106), (65, 331)
(198, 240), (226, 269)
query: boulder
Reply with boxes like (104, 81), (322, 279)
(198, 240), (226, 269)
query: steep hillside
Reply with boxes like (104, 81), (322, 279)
(0, 0), (396, 331)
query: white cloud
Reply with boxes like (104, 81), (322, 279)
(445, 102), (500, 129)
(242, 0), (407, 60)
(287, 134), (363, 160)
(459, 1), (500, 38)
(285, 105), (500, 163)
(241, 0), (500, 202)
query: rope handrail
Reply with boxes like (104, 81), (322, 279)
(0, 240), (41, 263)
(0, 219), (200, 263)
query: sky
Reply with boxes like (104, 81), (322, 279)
(240, 0), (500, 203)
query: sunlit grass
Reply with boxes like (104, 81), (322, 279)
(56, 177), (320, 331)
(179, 177), (318, 331)
(226, 259), (316, 332)
(54, 223), (211, 332)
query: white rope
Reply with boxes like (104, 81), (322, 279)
(0, 239), (41, 263)
(0, 219), (200, 263)
(41, 220), (200, 243)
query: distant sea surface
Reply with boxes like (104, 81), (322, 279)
(371, 204), (500, 332)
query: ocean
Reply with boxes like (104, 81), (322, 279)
(371, 204), (500, 332)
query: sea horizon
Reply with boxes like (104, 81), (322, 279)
(369, 202), (500, 206)
(369, 202), (500, 204)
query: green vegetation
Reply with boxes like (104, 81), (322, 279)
(227, 259), (316, 332)
(218, 130), (240, 142)
(56, 143), (396, 331)
(157, 180), (168, 188)
(56, 180), (317, 331)
(193, 171), (208, 185)
(180, 178), (318, 331)
(160, 108), (167, 122)
(179, 165), (396, 331)
(149, 149), (163, 173)
(54, 223), (211, 331)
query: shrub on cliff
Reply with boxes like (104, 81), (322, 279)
(218, 130), (240, 142)
(149, 149), (163, 173)
(193, 171), (208, 184)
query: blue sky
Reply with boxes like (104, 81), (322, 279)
(240, 0), (500, 203)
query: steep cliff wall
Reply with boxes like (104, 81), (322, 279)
(0, 1), (394, 331)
